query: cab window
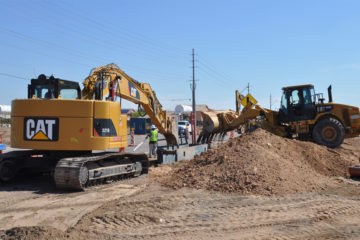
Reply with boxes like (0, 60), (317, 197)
(302, 87), (315, 106)
(60, 89), (78, 99)
(290, 90), (300, 105)
(280, 91), (288, 112)
(34, 85), (54, 99)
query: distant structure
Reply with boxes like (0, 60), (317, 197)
(174, 104), (211, 123)
(175, 104), (193, 115)
(0, 105), (11, 119)
(121, 108), (135, 120)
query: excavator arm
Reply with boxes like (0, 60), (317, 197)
(82, 63), (178, 146)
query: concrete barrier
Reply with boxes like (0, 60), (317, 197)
(157, 144), (208, 164)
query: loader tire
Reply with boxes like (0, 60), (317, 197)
(313, 118), (344, 148)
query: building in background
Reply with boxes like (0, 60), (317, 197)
(0, 105), (11, 127)
(121, 108), (135, 121)
(0, 105), (11, 119)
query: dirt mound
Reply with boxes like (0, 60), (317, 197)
(0, 226), (69, 240)
(155, 129), (359, 195)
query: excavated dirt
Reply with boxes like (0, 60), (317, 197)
(154, 129), (360, 195)
(1, 127), (360, 239)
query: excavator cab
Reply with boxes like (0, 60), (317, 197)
(278, 84), (317, 123)
(28, 74), (81, 100)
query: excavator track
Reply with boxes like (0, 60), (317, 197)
(54, 152), (149, 191)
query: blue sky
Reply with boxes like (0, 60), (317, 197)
(0, 0), (359, 111)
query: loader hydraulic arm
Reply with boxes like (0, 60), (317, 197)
(82, 63), (178, 146)
(198, 90), (287, 144)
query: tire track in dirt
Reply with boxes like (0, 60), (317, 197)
(70, 184), (360, 240)
(0, 182), (145, 231)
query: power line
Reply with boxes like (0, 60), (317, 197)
(197, 55), (235, 81)
(52, 0), (188, 55)
(0, 28), (102, 63)
(0, 72), (28, 80)
(0, 29), (188, 81)
(31, 0), (189, 63)
(0, 40), (92, 67)
(167, 98), (191, 101)
(197, 61), (233, 84)
(1, 1), (188, 68)
(196, 66), (230, 87)
(0, 1), (193, 88)
(0, 38), (187, 86)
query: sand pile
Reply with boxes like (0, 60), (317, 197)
(157, 129), (358, 195)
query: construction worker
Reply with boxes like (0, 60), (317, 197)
(148, 124), (158, 158)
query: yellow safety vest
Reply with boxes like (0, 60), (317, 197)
(150, 129), (158, 142)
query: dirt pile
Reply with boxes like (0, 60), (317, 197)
(155, 129), (359, 195)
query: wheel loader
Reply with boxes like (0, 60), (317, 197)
(0, 63), (178, 190)
(198, 84), (360, 148)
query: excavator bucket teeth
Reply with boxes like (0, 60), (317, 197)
(164, 134), (179, 147)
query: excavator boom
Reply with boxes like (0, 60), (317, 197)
(82, 63), (178, 146)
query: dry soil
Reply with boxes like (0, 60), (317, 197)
(1, 128), (360, 240)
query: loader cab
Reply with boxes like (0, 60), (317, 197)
(279, 84), (316, 123)
(28, 74), (81, 100)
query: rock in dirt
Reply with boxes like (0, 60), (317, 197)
(153, 129), (359, 195)
(0, 226), (69, 240)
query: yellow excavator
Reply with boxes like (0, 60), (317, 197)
(1, 63), (178, 190)
(199, 84), (360, 148)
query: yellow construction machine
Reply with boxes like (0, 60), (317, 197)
(1, 63), (178, 190)
(199, 84), (360, 148)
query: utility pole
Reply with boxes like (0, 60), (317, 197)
(191, 48), (196, 144)
(247, 82), (250, 94)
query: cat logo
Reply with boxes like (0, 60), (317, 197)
(24, 117), (59, 141)
(130, 87), (137, 97)
(128, 82), (140, 99)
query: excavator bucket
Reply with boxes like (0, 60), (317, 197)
(197, 110), (239, 144)
(197, 90), (257, 144)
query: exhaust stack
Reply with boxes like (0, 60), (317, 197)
(328, 85), (333, 103)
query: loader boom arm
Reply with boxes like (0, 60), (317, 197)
(198, 90), (287, 144)
(82, 63), (178, 146)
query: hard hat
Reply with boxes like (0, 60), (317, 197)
(151, 124), (156, 129)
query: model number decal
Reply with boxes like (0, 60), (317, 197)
(317, 105), (333, 113)
(102, 128), (110, 133)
